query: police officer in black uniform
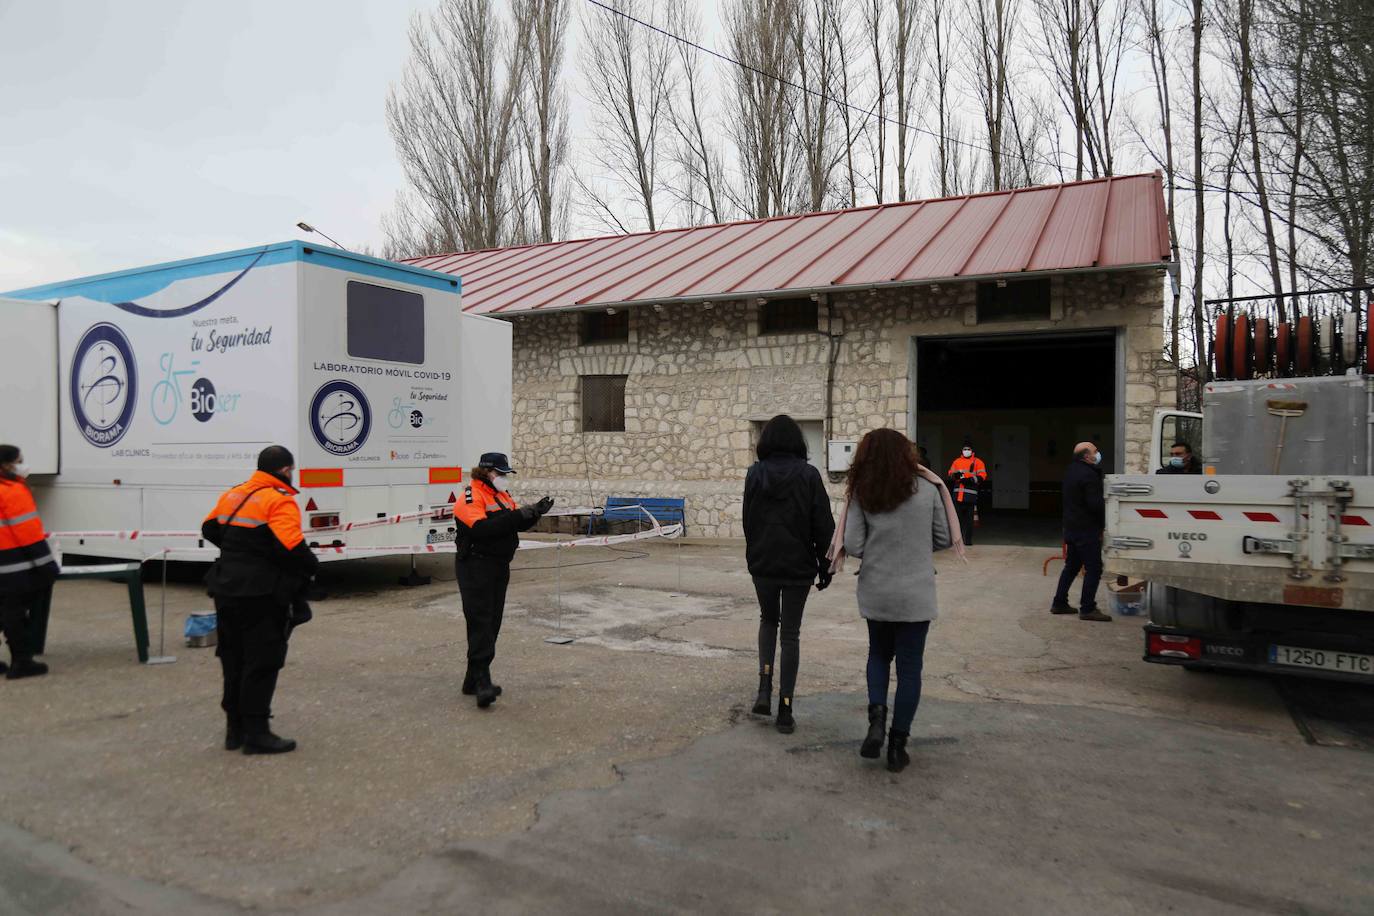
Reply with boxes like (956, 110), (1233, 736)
(453, 452), (553, 708)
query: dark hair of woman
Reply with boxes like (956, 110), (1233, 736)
(756, 414), (808, 461)
(0, 444), (17, 466)
(846, 428), (920, 514)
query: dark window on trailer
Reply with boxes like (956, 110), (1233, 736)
(581, 375), (627, 432)
(582, 310), (629, 344)
(976, 278), (1052, 322)
(759, 298), (819, 334)
(346, 281), (425, 363)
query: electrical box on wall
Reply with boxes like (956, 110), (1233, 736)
(827, 440), (858, 472)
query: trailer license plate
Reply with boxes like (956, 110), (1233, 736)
(1269, 645), (1374, 674)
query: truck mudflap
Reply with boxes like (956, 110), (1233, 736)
(1144, 623), (1374, 684)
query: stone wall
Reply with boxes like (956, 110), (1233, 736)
(504, 270), (1173, 538)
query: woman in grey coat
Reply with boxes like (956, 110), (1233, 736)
(843, 428), (952, 772)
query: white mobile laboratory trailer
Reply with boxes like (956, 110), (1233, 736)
(0, 241), (511, 560)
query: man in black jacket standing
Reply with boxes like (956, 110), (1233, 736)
(1050, 441), (1111, 622)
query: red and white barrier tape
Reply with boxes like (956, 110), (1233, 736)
(50, 504), (679, 560)
(49, 504), (647, 543)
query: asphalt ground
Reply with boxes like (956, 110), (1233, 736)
(2, 542), (1371, 914)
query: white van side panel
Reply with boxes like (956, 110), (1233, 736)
(459, 313), (513, 462)
(0, 297), (60, 473)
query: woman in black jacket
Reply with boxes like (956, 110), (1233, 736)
(743, 415), (836, 733)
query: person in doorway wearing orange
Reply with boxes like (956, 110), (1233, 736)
(453, 452), (553, 709)
(0, 444), (58, 680)
(202, 445), (319, 754)
(946, 440), (987, 546)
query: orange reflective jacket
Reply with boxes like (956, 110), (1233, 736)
(947, 456), (987, 503)
(202, 471), (318, 600)
(0, 476), (57, 592)
(454, 478), (532, 562)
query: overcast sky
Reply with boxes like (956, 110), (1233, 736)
(0, 0), (432, 290)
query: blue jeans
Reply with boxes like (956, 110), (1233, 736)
(866, 620), (931, 734)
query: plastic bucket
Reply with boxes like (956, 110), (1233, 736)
(184, 612), (218, 648)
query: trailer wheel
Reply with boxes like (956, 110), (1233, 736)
(1253, 318), (1271, 375)
(1276, 322), (1292, 376)
(1296, 316), (1314, 374)
(1214, 314), (1232, 379)
(1232, 313), (1251, 380)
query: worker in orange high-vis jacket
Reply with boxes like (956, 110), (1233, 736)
(454, 452), (553, 708)
(946, 441), (987, 547)
(0, 444), (58, 680)
(202, 445), (318, 755)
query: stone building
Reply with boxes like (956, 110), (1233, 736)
(410, 174), (1177, 539)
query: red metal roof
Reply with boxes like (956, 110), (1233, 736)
(407, 173), (1171, 315)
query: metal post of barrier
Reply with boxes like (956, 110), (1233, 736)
(146, 550), (177, 665)
(545, 526), (574, 645)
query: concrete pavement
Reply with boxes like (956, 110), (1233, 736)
(1, 542), (1369, 913)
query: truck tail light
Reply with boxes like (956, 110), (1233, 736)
(309, 513), (341, 530)
(1148, 633), (1202, 660)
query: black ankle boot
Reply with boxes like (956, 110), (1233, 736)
(5, 658), (48, 680)
(752, 674), (772, 715)
(462, 667), (502, 698)
(886, 729), (910, 773)
(475, 670), (498, 709)
(775, 696), (795, 734)
(861, 704), (887, 758)
(242, 730), (296, 755)
(225, 716), (244, 751)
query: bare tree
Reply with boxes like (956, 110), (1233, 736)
(790, 0), (849, 211)
(891, 0), (925, 199)
(967, 0), (1016, 189)
(1035, 0), (1090, 179)
(928, 0), (965, 195)
(578, 0), (674, 232)
(664, 0), (728, 224)
(1232, 0), (1287, 319)
(1189, 0), (1207, 379)
(725, 0), (801, 218)
(518, 0), (570, 243)
(385, 0), (531, 255)
(1138, 0), (1181, 367)
(861, 0), (890, 202)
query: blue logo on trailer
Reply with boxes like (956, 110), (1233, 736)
(310, 380), (371, 456)
(70, 323), (138, 448)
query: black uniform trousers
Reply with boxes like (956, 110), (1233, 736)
(456, 555), (511, 672)
(954, 498), (976, 546)
(0, 586), (44, 662)
(214, 596), (290, 733)
(1053, 529), (1105, 611)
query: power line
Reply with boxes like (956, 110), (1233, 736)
(581, 0), (1085, 181)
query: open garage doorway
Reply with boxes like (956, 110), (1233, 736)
(912, 329), (1120, 547)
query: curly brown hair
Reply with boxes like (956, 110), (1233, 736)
(846, 428), (921, 514)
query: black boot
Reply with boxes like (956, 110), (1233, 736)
(225, 715), (244, 751)
(5, 658), (48, 680)
(752, 674), (772, 716)
(462, 667), (502, 697)
(775, 696), (795, 734)
(475, 669), (498, 709)
(242, 730), (297, 755)
(886, 729), (910, 773)
(861, 704), (887, 758)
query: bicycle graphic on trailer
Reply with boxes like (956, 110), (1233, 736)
(151, 352), (200, 425)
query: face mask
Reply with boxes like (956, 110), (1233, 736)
(11, 462), (29, 479)
(492, 475), (510, 493)
(1093, 452), (1103, 465)
(1169, 456), (1185, 468)
(961, 449), (972, 458)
